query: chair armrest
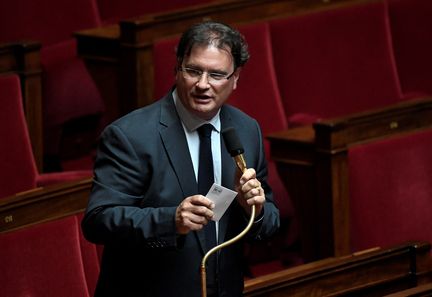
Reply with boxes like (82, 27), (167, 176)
(0, 177), (92, 233)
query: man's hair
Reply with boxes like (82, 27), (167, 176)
(176, 21), (250, 69)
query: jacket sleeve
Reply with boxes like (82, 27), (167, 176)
(81, 124), (179, 249)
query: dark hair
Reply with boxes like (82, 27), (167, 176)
(176, 21), (250, 69)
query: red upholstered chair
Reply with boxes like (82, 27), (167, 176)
(0, 74), (91, 199)
(348, 129), (432, 252)
(269, 0), (405, 126)
(0, 216), (91, 297)
(96, 0), (215, 24)
(0, 0), (104, 171)
(387, 0), (432, 96)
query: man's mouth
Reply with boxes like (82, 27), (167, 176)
(193, 94), (212, 101)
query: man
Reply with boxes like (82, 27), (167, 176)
(81, 21), (280, 297)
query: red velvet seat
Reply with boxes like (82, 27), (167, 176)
(0, 0), (104, 171)
(269, 0), (405, 125)
(0, 74), (91, 199)
(348, 129), (432, 252)
(387, 0), (432, 96)
(0, 216), (91, 297)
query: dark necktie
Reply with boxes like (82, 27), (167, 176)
(197, 124), (217, 291)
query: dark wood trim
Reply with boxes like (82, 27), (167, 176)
(384, 283), (432, 297)
(244, 241), (432, 297)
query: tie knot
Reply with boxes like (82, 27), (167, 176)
(197, 124), (213, 138)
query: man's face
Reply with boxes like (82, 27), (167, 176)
(176, 44), (240, 120)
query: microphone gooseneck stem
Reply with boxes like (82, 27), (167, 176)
(201, 155), (256, 297)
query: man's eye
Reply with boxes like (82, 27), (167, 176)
(186, 68), (202, 76)
(209, 73), (226, 80)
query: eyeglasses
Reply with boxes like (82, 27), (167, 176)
(178, 67), (236, 85)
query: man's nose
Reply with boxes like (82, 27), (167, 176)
(196, 72), (210, 88)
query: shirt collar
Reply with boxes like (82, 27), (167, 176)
(173, 88), (221, 133)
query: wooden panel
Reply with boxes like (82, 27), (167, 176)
(384, 283), (432, 297)
(0, 42), (43, 171)
(244, 241), (432, 297)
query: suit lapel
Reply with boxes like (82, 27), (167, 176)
(158, 95), (207, 254)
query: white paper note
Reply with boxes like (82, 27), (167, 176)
(206, 183), (238, 221)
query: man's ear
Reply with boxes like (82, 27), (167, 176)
(232, 67), (242, 90)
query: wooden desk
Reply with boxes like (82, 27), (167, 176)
(268, 98), (432, 261)
(244, 241), (432, 296)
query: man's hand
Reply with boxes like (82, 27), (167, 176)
(235, 168), (265, 216)
(175, 195), (215, 234)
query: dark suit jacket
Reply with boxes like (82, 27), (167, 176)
(82, 92), (280, 297)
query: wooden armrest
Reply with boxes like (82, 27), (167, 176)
(268, 97), (432, 154)
(0, 178), (92, 233)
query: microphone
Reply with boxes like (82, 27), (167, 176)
(200, 127), (256, 297)
(222, 127), (247, 173)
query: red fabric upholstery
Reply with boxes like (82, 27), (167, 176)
(0, 0), (101, 46)
(269, 1), (404, 125)
(0, 74), (38, 197)
(97, 0), (215, 24)
(387, 0), (432, 96)
(153, 36), (179, 100)
(0, 216), (90, 297)
(41, 40), (104, 127)
(232, 22), (291, 220)
(0, 74), (92, 199)
(76, 213), (101, 297)
(348, 129), (432, 252)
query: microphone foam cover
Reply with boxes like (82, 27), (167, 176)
(222, 127), (244, 157)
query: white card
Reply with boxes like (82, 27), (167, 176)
(206, 183), (238, 221)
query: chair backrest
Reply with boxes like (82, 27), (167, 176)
(387, 0), (432, 96)
(0, 215), (91, 297)
(230, 22), (292, 220)
(269, 0), (404, 125)
(0, 74), (38, 198)
(0, 0), (101, 46)
(348, 129), (432, 252)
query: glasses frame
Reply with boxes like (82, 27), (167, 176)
(178, 66), (236, 85)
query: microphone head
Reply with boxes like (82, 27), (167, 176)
(222, 127), (244, 157)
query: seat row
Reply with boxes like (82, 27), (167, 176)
(1, 211), (431, 296)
